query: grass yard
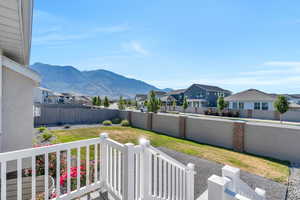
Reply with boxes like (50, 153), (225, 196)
(51, 126), (289, 184)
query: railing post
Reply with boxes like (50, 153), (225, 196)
(123, 143), (135, 200)
(186, 163), (195, 200)
(222, 165), (240, 192)
(100, 133), (108, 185)
(140, 138), (151, 200)
(208, 175), (229, 200)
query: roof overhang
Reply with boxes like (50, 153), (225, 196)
(0, 0), (33, 66)
(2, 55), (40, 84)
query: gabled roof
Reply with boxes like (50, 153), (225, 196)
(224, 89), (277, 102)
(191, 84), (231, 93)
(160, 95), (176, 102)
(166, 89), (186, 95)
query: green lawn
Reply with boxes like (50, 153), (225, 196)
(51, 126), (290, 184)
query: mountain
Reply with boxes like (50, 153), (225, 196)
(30, 62), (164, 98)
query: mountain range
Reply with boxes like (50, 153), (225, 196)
(30, 63), (172, 98)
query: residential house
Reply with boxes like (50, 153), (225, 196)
(163, 89), (186, 105)
(225, 89), (277, 111)
(135, 94), (147, 103)
(0, 0), (40, 152)
(149, 90), (166, 99)
(184, 84), (232, 107)
(33, 87), (58, 104)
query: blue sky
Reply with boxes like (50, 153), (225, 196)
(31, 0), (300, 93)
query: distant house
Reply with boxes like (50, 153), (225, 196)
(184, 84), (231, 107)
(163, 89), (186, 105)
(285, 94), (300, 105)
(33, 87), (60, 104)
(225, 89), (277, 111)
(149, 91), (167, 99)
(135, 94), (147, 102)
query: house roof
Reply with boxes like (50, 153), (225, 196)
(166, 89), (186, 95)
(152, 91), (167, 95)
(160, 95), (176, 102)
(0, 0), (33, 65)
(224, 89), (277, 102)
(135, 94), (147, 98)
(191, 84), (231, 93)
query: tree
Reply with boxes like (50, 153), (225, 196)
(274, 95), (289, 123)
(147, 90), (160, 113)
(103, 96), (110, 108)
(172, 99), (176, 111)
(118, 96), (125, 110)
(217, 96), (227, 113)
(182, 97), (188, 112)
(92, 97), (97, 105)
(97, 96), (102, 106)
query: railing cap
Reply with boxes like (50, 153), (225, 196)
(139, 138), (150, 147)
(100, 132), (109, 139)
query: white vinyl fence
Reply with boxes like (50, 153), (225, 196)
(0, 133), (195, 200)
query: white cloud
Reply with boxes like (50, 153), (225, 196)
(122, 41), (150, 56)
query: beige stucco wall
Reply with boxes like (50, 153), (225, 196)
(244, 123), (300, 162)
(2, 66), (35, 152)
(282, 111), (300, 122)
(131, 111), (148, 129)
(186, 117), (234, 149)
(152, 113), (180, 137)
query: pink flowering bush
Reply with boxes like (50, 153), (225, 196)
(23, 144), (98, 198)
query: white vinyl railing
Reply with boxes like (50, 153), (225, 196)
(0, 133), (195, 200)
(207, 165), (266, 200)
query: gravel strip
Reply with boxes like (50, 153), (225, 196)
(287, 163), (300, 200)
(158, 147), (287, 200)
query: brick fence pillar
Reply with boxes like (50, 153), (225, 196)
(247, 109), (252, 118)
(146, 112), (153, 131)
(127, 111), (132, 124)
(233, 121), (245, 152)
(178, 115), (187, 138)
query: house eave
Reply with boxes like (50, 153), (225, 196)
(2, 55), (40, 84)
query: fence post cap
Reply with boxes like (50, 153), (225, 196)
(139, 138), (150, 147)
(187, 163), (195, 170)
(100, 132), (109, 138)
(255, 188), (266, 198)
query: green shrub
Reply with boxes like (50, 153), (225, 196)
(121, 120), (130, 127)
(41, 132), (53, 141)
(112, 118), (121, 124)
(37, 126), (47, 133)
(102, 120), (112, 126)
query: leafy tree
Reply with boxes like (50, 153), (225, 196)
(172, 99), (176, 110)
(118, 96), (125, 110)
(127, 100), (132, 106)
(274, 95), (289, 123)
(103, 96), (110, 108)
(217, 96), (228, 113)
(92, 97), (97, 105)
(147, 90), (160, 113)
(97, 96), (102, 106)
(134, 100), (138, 108)
(182, 97), (188, 112)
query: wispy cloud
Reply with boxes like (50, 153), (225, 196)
(122, 41), (150, 56)
(32, 9), (130, 46)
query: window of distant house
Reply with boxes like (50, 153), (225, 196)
(232, 102), (238, 109)
(254, 102), (261, 110)
(262, 102), (268, 110)
(238, 102), (244, 110)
